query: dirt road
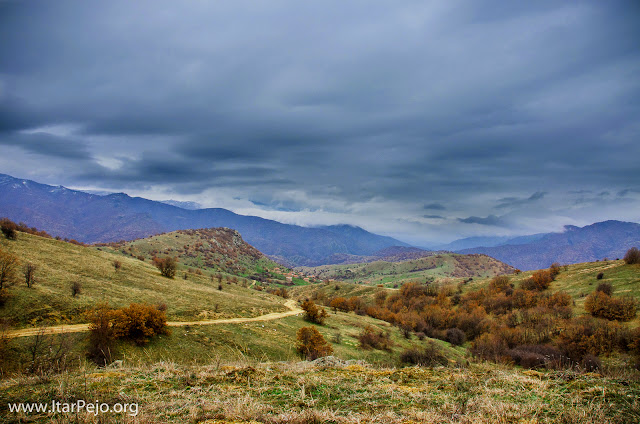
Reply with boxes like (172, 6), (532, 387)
(6, 299), (302, 339)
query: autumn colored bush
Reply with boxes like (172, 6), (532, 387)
(585, 291), (637, 321)
(152, 256), (177, 278)
(111, 303), (170, 345)
(521, 270), (553, 291)
(358, 326), (393, 351)
(488, 275), (512, 293)
(538, 291), (572, 309)
(329, 297), (349, 313)
(624, 246), (640, 265)
(296, 326), (333, 360)
(470, 333), (508, 362)
(0, 219), (17, 240)
(556, 317), (625, 361)
(86, 303), (117, 365)
(301, 299), (328, 325)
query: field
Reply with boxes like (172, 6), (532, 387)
(297, 253), (514, 286)
(2, 360), (638, 423)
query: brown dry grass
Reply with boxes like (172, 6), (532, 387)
(1, 359), (638, 423)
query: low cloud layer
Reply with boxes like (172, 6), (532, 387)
(1, 1), (639, 245)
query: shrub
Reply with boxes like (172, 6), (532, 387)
(445, 328), (466, 346)
(488, 275), (511, 293)
(358, 326), (393, 351)
(296, 326), (333, 360)
(507, 344), (567, 369)
(111, 303), (170, 345)
(0, 219), (17, 240)
(521, 270), (553, 291)
(112, 260), (122, 272)
(470, 333), (508, 362)
(580, 354), (601, 372)
(595, 282), (612, 296)
(301, 299), (328, 325)
(152, 256), (177, 278)
(585, 291), (637, 321)
(624, 247), (640, 265)
(549, 263), (561, 279)
(71, 281), (82, 297)
(329, 297), (349, 313)
(596, 272), (604, 280)
(400, 342), (448, 367)
(0, 249), (19, 290)
(86, 303), (117, 365)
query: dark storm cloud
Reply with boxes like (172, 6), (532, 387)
(0, 131), (91, 160)
(1, 0), (639, 242)
(457, 215), (507, 227)
(424, 203), (446, 211)
(495, 192), (547, 209)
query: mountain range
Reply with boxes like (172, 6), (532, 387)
(457, 220), (640, 270)
(0, 173), (407, 267)
(1, 173), (638, 270)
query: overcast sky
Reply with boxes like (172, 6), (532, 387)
(1, 0), (639, 246)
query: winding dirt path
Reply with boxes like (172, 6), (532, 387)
(6, 299), (302, 339)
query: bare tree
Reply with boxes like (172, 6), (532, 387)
(23, 262), (37, 288)
(0, 250), (19, 290)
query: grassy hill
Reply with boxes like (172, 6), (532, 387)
(465, 258), (640, 323)
(297, 253), (515, 286)
(101, 227), (283, 276)
(0, 231), (288, 328)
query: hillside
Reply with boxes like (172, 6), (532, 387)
(465, 258), (640, 323)
(297, 253), (515, 286)
(0, 173), (408, 266)
(102, 227), (280, 276)
(0, 231), (289, 327)
(459, 220), (640, 270)
(320, 245), (436, 265)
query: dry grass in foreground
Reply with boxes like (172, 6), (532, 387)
(1, 360), (639, 423)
